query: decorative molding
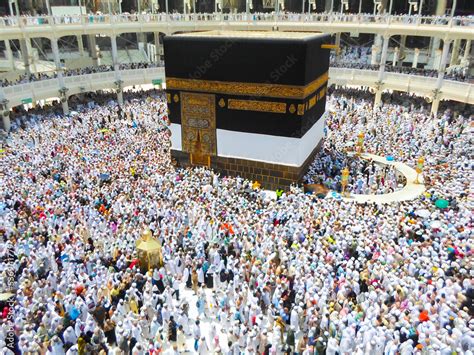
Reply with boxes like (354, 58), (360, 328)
(227, 99), (287, 114)
(166, 72), (328, 100)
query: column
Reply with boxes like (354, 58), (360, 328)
(433, 49), (442, 71)
(111, 35), (123, 106)
(325, 0), (332, 12)
(52, 38), (69, 115)
(25, 38), (37, 73)
(110, 35), (119, 71)
(371, 35), (383, 65)
(430, 97), (440, 116)
(436, 0), (447, 15)
(137, 32), (146, 60)
(4, 40), (15, 71)
(88, 35), (99, 67)
(449, 39), (460, 67)
(461, 40), (471, 67)
(374, 89), (382, 107)
(335, 33), (341, 60)
(412, 48), (420, 68)
(431, 39), (452, 116)
(2, 111), (11, 132)
(378, 35), (390, 81)
(0, 99), (10, 133)
(51, 38), (64, 85)
(19, 39), (31, 75)
(392, 47), (399, 66)
(430, 38), (441, 67)
(374, 35), (382, 50)
(77, 35), (85, 57)
(398, 35), (406, 67)
(462, 40), (471, 62)
(371, 45), (379, 65)
(437, 39), (451, 76)
(429, 0), (446, 67)
(117, 90), (124, 106)
(154, 32), (160, 63)
(61, 98), (69, 115)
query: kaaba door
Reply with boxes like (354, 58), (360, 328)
(180, 92), (217, 166)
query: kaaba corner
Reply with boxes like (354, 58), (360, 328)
(164, 30), (331, 190)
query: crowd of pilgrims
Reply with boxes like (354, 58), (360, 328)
(0, 43), (470, 89)
(330, 46), (471, 82)
(0, 63), (161, 88)
(303, 150), (405, 195)
(0, 87), (472, 355)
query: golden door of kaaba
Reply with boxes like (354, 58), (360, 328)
(180, 92), (217, 166)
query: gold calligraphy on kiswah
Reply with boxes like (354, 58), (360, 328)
(166, 72), (328, 100)
(227, 99), (287, 114)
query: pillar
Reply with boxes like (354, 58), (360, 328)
(461, 40), (471, 67)
(450, 39), (460, 67)
(462, 40), (471, 62)
(2, 111), (11, 132)
(1, 98), (10, 132)
(335, 33), (341, 60)
(117, 90), (124, 106)
(371, 35), (383, 65)
(52, 37), (68, 115)
(398, 35), (406, 67)
(378, 35), (390, 81)
(433, 49), (442, 71)
(371, 45), (379, 65)
(25, 38), (37, 74)
(19, 39), (31, 75)
(436, 0), (447, 16)
(430, 38), (441, 67)
(4, 40), (15, 71)
(154, 32), (164, 64)
(429, 0), (447, 67)
(374, 89), (382, 107)
(110, 35), (119, 71)
(430, 39), (451, 116)
(51, 38), (65, 86)
(392, 47), (399, 66)
(61, 99), (69, 115)
(431, 97), (440, 116)
(45, 0), (51, 15)
(325, 0), (332, 12)
(111, 34), (123, 106)
(437, 39), (451, 77)
(374, 35), (382, 48)
(137, 33), (147, 62)
(77, 35), (85, 57)
(88, 35), (99, 67)
(412, 48), (420, 68)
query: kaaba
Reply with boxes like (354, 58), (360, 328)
(164, 31), (331, 190)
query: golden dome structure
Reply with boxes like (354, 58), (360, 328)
(136, 229), (163, 272)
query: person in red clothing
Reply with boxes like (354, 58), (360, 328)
(1, 305), (9, 319)
(419, 310), (430, 322)
(129, 258), (140, 270)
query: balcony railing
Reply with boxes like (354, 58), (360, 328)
(1, 67), (472, 109)
(0, 13), (472, 28)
